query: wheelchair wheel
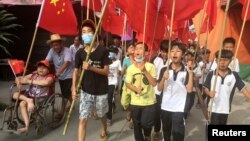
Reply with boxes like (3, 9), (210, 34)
(35, 120), (45, 137)
(1, 106), (18, 130)
(43, 93), (65, 129)
(7, 121), (18, 130)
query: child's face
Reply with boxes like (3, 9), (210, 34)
(134, 44), (145, 59)
(223, 43), (234, 52)
(160, 50), (168, 60)
(216, 58), (231, 71)
(37, 65), (49, 76)
(127, 45), (135, 56)
(185, 54), (194, 62)
(202, 53), (210, 61)
(170, 46), (183, 63)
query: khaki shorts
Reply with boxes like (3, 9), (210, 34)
(79, 90), (108, 119)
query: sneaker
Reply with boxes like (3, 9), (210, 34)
(107, 119), (112, 126)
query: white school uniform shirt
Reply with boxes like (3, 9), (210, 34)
(210, 57), (240, 72)
(159, 64), (189, 112)
(203, 69), (245, 114)
(108, 59), (122, 86)
(198, 61), (212, 84)
(152, 56), (166, 95)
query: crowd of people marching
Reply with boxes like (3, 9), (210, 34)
(13, 19), (250, 141)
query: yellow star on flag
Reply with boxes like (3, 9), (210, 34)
(50, 0), (59, 6)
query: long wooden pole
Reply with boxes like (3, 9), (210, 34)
(149, 10), (159, 61)
(208, 0), (231, 122)
(166, 0), (176, 70)
(92, 0), (99, 42)
(232, 0), (250, 70)
(13, 0), (46, 121)
(62, 0), (110, 135)
(121, 14), (127, 56)
(194, 0), (208, 60)
(86, 0), (90, 19)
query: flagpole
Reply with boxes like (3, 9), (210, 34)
(166, 0), (176, 71)
(92, 0), (99, 42)
(121, 14), (127, 57)
(12, 0), (46, 122)
(232, 0), (250, 69)
(63, 0), (110, 135)
(81, 0), (84, 23)
(86, 0), (90, 19)
(138, 0), (149, 89)
(149, 9), (159, 61)
(142, 0), (149, 47)
(194, 0), (208, 60)
(209, 0), (231, 123)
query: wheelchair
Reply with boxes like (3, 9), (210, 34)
(0, 82), (66, 137)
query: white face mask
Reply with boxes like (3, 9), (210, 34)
(135, 57), (144, 62)
(81, 34), (94, 45)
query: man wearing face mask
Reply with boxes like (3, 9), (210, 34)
(72, 19), (111, 141)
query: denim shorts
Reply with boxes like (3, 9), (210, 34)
(79, 90), (108, 119)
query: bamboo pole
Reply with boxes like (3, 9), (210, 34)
(166, 0), (176, 70)
(12, 0), (46, 121)
(92, 0), (99, 42)
(208, 0), (231, 122)
(121, 14), (127, 57)
(142, 0), (149, 47)
(194, 0), (208, 60)
(86, 0), (90, 19)
(232, 0), (250, 70)
(149, 10), (159, 61)
(62, 0), (110, 135)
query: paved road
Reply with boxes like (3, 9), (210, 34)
(0, 81), (249, 141)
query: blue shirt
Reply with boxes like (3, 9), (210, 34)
(46, 47), (73, 80)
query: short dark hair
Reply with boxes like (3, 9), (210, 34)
(159, 39), (169, 52)
(171, 42), (187, 53)
(200, 48), (211, 54)
(215, 49), (233, 59)
(108, 47), (118, 54)
(223, 37), (235, 46)
(135, 42), (149, 51)
(126, 41), (135, 51)
(112, 34), (121, 40)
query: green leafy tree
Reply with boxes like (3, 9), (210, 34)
(0, 9), (21, 57)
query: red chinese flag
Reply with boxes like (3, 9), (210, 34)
(160, 0), (204, 21)
(39, 0), (78, 35)
(116, 0), (166, 41)
(201, 0), (217, 33)
(8, 59), (25, 75)
(102, 0), (124, 35)
(240, 0), (250, 21)
(82, 0), (103, 12)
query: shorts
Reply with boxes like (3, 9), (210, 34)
(79, 90), (108, 119)
(59, 78), (72, 99)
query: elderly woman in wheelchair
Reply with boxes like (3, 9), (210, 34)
(12, 60), (54, 134)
